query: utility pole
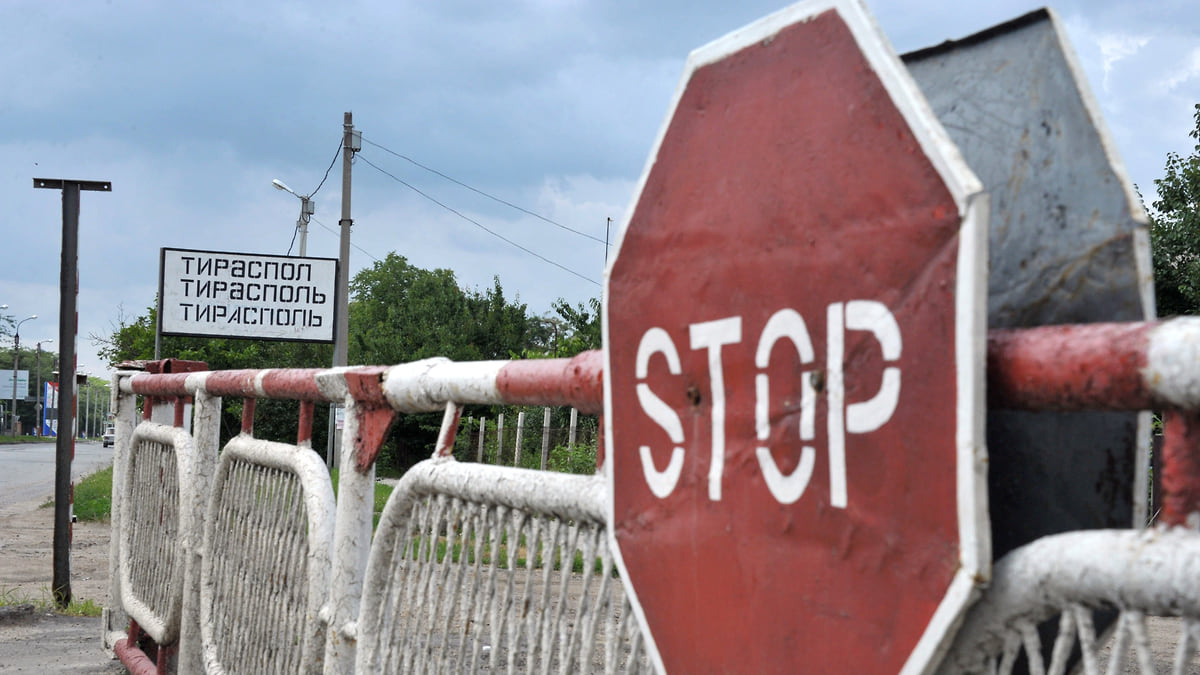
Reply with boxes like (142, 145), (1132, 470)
(34, 177), (111, 608)
(328, 112), (360, 467)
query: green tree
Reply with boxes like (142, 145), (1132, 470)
(1150, 103), (1200, 316)
(348, 254), (535, 469)
(549, 297), (601, 357)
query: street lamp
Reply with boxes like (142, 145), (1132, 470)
(35, 339), (53, 437)
(11, 314), (37, 436)
(272, 179), (315, 257)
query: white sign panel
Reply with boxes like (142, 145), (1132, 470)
(159, 248), (337, 342)
(0, 370), (31, 400)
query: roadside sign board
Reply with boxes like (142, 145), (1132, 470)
(0, 371), (30, 401)
(158, 247), (337, 343)
(603, 1), (989, 672)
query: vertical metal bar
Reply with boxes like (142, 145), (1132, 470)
(241, 397), (256, 436)
(324, 396), (376, 673)
(1160, 410), (1200, 526)
(297, 400), (314, 447)
(477, 418), (486, 463)
(596, 417), (605, 473)
(540, 407), (552, 471)
(497, 413), (505, 464)
(177, 385), (219, 674)
(52, 181), (80, 608)
(514, 411), (526, 467)
(433, 401), (462, 459)
(103, 373), (136, 651)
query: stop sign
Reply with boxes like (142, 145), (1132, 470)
(603, 1), (989, 673)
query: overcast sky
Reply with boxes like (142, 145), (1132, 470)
(1, 0), (1196, 377)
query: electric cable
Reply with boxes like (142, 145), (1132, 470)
(361, 136), (606, 245)
(308, 137), (343, 199)
(357, 152), (599, 286)
(310, 216), (381, 263)
(286, 222), (299, 256)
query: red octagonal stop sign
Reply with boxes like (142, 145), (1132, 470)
(603, 1), (989, 672)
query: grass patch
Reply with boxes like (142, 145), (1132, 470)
(0, 436), (56, 445)
(37, 462), (397, 529)
(40, 465), (114, 523)
(329, 468), (394, 530)
(0, 585), (103, 617)
(73, 465), (114, 522)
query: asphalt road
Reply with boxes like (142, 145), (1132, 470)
(0, 441), (114, 508)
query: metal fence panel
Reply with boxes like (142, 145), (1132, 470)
(357, 459), (650, 674)
(199, 435), (335, 675)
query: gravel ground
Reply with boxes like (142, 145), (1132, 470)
(0, 497), (120, 674)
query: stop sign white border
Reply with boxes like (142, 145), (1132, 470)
(601, 0), (990, 673)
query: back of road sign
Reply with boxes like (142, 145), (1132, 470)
(904, 8), (1154, 558)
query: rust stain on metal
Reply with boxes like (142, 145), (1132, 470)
(497, 350), (604, 414)
(345, 368), (398, 473)
(113, 619), (159, 675)
(987, 322), (1153, 410)
(129, 373), (192, 398)
(196, 370), (259, 398)
(297, 400), (314, 446)
(241, 397), (256, 435)
(1161, 410), (1200, 526)
(258, 368), (326, 400)
(595, 419), (606, 472)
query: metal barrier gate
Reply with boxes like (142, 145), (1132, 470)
(102, 318), (1200, 674)
(104, 353), (657, 674)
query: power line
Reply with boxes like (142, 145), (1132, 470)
(360, 136), (607, 245)
(310, 216), (381, 263)
(357, 152), (600, 287)
(308, 137), (343, 199)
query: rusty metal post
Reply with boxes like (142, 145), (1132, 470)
(1159, 410), (1200, 527)
(34, 177), (111, 608)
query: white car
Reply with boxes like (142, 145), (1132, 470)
(102, 425), (115, 448)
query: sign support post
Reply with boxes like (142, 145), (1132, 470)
(33, 177), (111, 608)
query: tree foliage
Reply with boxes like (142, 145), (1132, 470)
(1150, 103), (1200, 317)
(548, 297), (601, 357)
(348, 254), (538, 468)
(348, 253), (534, 364)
